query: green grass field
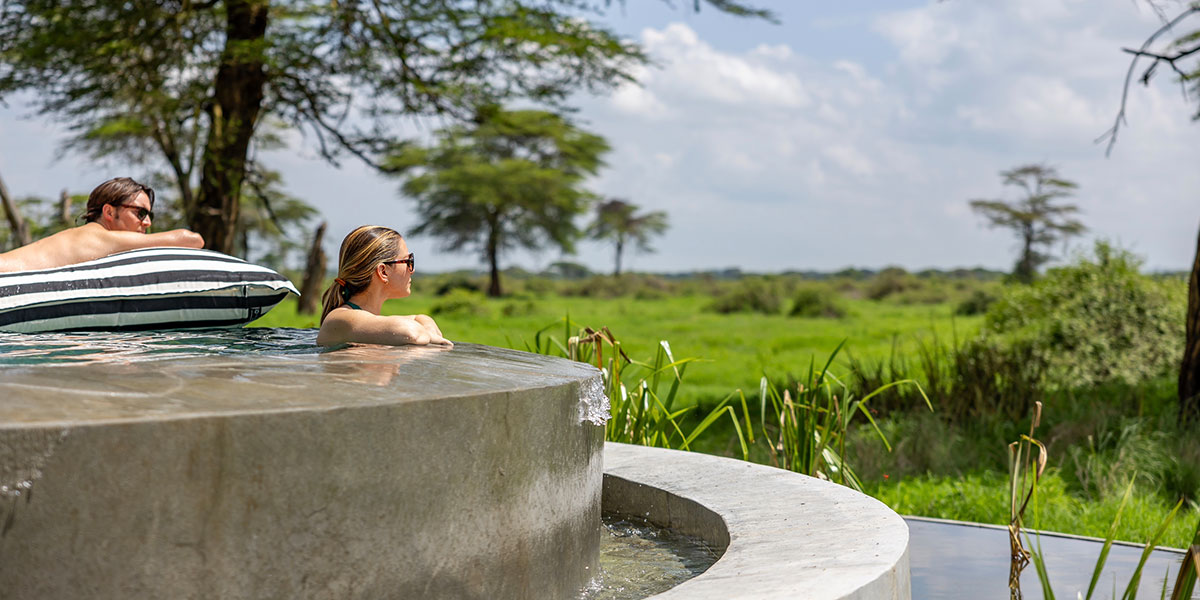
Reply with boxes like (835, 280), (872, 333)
(252, 293), (982, 404)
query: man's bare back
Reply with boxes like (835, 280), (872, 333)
(0, 223), (204, 272)
(0, 177), (204, 273)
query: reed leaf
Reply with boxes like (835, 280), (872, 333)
(1121, 499), (1184, 600)
(1169, 512), (1200, 600)
(1086, 478), (1136, 600)
(1024, 531), (1056, 600)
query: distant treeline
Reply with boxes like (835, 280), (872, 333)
(427, 263), (1012, 281)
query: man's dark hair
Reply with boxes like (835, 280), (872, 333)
(84, 177), (155, 223)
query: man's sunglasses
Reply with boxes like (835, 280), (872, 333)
(383, 253), (415, 272)
(118, 204), (154, 221)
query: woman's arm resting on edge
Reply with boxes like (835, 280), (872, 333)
(318, 312), (440, 347)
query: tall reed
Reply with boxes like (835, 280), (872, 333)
(1006, 402), (1200, 600)
(757, 341), (928, 492)
(521, 316), (751, 458)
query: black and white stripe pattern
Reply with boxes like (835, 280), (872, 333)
(0, 248), (300, 333)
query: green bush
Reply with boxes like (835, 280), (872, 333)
(501, 298), (539, 317)
(891, 286), (949, 305)
(433, 274), (484, 297)
(864, 267), (921, 301)
(955, 288), (996, 316)
(560, 274), (674, 299)
(788, 287), (846, 319)
(708, 279), (782, 315)
(515, 277), (555, 297)
(847, 336), (1046, 423)
(1164, 440), (1200, 508)
(984, 241), (1186, 387)
(430, 289), (491, 317)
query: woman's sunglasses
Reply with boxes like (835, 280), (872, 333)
(383, 253), (415, 272)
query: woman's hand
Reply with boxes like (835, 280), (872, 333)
(412, 314), (451, 348)
(414, 314), (452, 347)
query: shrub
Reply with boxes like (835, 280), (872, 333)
(891, 286), (948, 305)
(984, 241), (1186, 387)
(501, 298), (539, 317)
(864, 267), (920, 301)
(847, 336), (1046, 423)
(516, 277), (555, 297)
(708, 279), (782, 315)
(1164, 439), (1200, 508)
(433, 275), (484, 297)
(788, 287), (846, 319)
(955, 288), (996, 316)
(429, 289), (491, 317)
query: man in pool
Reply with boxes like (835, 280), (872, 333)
(0, 177), (204, 272)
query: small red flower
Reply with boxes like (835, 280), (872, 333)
(883, 474), (890, 480)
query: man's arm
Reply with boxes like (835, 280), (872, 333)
(102, 229), (205, 254)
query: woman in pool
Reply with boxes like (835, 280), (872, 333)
(316, 226), (452, 347)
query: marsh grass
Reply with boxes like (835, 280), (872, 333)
(755, 341), (928, 491)
(1004, 403), (1200, 599)
(518, 316), (751, 457)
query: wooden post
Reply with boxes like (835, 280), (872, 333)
(0, 170), (32, 247)
(58, 189), (72, 227)
(297, 221), (327, 315)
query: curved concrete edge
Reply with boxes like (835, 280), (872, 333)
(602, 443), (911, 600)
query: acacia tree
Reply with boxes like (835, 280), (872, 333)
(969, 164), (1086, 284)
(588, 198), (668, 276)
(386, 107), (608, 297)
(0, 0), (771, 254)
(1102, 3), (1200, 422)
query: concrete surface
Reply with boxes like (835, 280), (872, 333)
(0, 343), (604, 600)
(603, 443), (912, 599)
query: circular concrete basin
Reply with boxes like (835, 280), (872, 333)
(0, 343), (604, 600)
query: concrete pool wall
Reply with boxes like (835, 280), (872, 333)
(0, 343), (605, 600)
(0, 338), (911, 599)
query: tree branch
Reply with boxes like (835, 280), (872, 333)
(1098, 4), (1200, 156)
(1121, 44), (1200, 79)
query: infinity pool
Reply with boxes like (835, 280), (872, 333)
(908, 517), (1198, 599)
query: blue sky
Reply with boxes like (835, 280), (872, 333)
(1, 0), (1197, 274)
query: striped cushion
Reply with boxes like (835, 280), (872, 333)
(0, 247), (300, 333)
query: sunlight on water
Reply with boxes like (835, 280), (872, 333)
(0, 328), (324, 365)
(579, 515), (718, 600)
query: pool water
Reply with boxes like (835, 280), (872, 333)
(908, 517), (1199, 599)
(0, 327), (323, 364)
(580, 514), (720, 600)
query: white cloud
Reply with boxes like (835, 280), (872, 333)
(634, 23), (811, 109)
(611, 82), (667, 117)
(576, 5), (1200, 272)
(822, 144), (874, 176)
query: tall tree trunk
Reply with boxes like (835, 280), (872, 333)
(614, 236), (624, 277)
(486, 214), (502, 297)
(1016, 224), (1035, 284)
(190, 0), (269, 254)
(1180, 225), (1200, 424)
(297, 221), (327, 315)
(0, 170), (31, 247)
(58, 189), (72, 227)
